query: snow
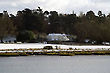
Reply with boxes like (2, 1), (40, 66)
(0, 43), (110, 50)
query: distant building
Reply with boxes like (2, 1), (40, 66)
(2, 36), (16, 43)
(47, 33), (69, 41)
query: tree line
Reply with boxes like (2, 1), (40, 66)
(0, 7), (110, 44)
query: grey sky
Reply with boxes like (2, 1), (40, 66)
(0, 0), (110, 15)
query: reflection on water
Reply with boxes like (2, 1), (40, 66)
(0, 56), (110, 73)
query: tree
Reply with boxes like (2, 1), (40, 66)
(49, 11), (59, 33)
(0, 11), (15, 42)
(86, 11), (96, 20)
(15, 11), (24, 31)
(17, 30), (35, 42)
(1, 8), (110, 44)
(98, 11), (103, 17)
(63, 13), (77, 34)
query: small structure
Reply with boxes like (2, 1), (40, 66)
(47, 33), (69, 41)
(2, 36), (16, 43)
(43, 46), (53, 50)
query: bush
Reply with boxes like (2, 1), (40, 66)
(17, 30), (35, 42)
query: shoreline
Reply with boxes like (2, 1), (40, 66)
(0, 50), (110, 56)
(0, 43), (110, 56)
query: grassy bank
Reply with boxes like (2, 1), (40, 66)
(0, 52), (29, 56)
(74, 51), (110, 55)
(0, 50), (110, 56)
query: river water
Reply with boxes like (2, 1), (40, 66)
(0, 56), (110, 73)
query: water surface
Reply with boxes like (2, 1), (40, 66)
(0, 56), (110, 73)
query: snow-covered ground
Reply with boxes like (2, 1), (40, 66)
(0, 43), (110, 50)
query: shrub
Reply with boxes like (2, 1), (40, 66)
(17, 30), (35, 42)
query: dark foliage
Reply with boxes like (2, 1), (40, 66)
(0, 7), (110, 44)
(17, 30), (35, 42)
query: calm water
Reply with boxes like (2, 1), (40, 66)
(0, 56), (110, 73)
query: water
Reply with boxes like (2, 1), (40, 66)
(0, 56), (110, 73)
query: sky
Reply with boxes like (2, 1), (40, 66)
(0, 0), (110, 15)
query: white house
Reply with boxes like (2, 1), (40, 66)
(47, 33), (69, 41)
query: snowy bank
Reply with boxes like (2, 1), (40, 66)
(0, 43), (110, 50)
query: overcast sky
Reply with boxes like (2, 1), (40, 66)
(0, 0), (110, 15)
